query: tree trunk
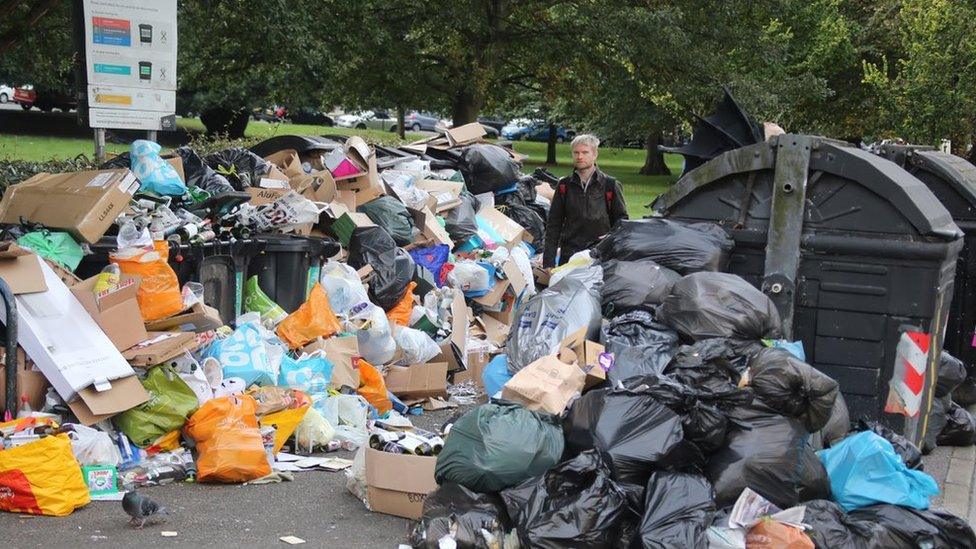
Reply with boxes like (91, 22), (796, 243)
(451, 88), (481, 126)
(200, 107), (249, 138)
(639, 132), (671, 175)
(546, 123), (558, 165)
(396, 106), (405, 140)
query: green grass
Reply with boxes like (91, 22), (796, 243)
(0, 118), (681, 213)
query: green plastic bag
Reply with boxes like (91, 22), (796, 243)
(357, 195), (417, 246)
(243, 275), (287, 326)
(17, 231), (84, 271)
(435, 402), (564, 492)
(114, 364), (200, 447)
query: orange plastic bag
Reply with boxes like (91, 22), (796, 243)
(0, 434), (90, 516)
(357, 359), (392, 414)
(386, 281), (417, 327)
(111, 241), (183, 321)
(746, 519), (814, 549)
(276, 283), (342, 349)
(183, 394), (272, 483)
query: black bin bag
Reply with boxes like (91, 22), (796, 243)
(847, 504), (976, 549)
(664, 337), (761, 392)
(638, 471), (715, 549)
(592, 218), (733, 274)
(175, 146), (235, 194)
(459, 144), (521, 195)
(856, 419), (924, 470)
(444, 191), (480, 245)
(659, 271), (782, 341)
(938, 401), (976, 447)
(937, 351), (967, 397)
(409, 483), (510, 549)
(601, 310), (680, 384)
(203, 147), (275, 190)
(347, 226), (415, 310)
(705, 401), (830, 508)
(748, 347), (840, 433)
(500, 450), (639, 549)
(562, 380), (703, 486)
(600, 258), (680, 317)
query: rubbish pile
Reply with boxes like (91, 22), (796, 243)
(0, 120), (972, 549)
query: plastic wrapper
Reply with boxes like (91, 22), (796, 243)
(817, 430), (938, 511)
(410, 245), (451, 289)
(183, 394), (271, 483)
(174, 354), (215, 406)
(600, 258), (681, 316)
(936, 351), (967, 398)
(450, 260), (492, 295)
(252, 191), (324, 233)
(746, 519), (814, 549)
(500, 450), (638, 549)
(0, 434), (90, 516)
(347, 303), (397, 366)
(249, 386), (301, 416)
(639, 471), (716, 549)
(17, 231), (84, 271)
(358, 195), (417, 246)
(601, 310), (680, 383)
(483, 354), (512, 397)
(204, 147), (274, 190)
(321, 260), (371, 316)
(175, 146), (234, 194)
(318, 394), (369, 447)
(445, 191), (481, 244)
(259, 404), (309, 454)
(593, 218), (733, 274)
(114, 364), (200, 448)
(387, 281), (417, 326)
(65, 424), (123, 467)
(659, 272), (782, 341)
(347, 226), (415, 310)
(506, 265), (603, 374)
(856, 419), (923, 470)
(563, 380), (703, 486)
(293, 407), (336, 453)
(409, 483), (511, 549)
(131, 139), (187, 195)
(547, 250), (594, 287)
(394, 326), (441, 365)
(748, 347), (840, 432)
(938, 401), (976, 447)
(276, 283), (342, 349)
(706, 401), (829, 509)
(435, 403), (564, 493)
(459, 144), (521, 195)
(111, 243), (183, 321)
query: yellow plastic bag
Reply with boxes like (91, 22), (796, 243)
(357, 359), (392, 414)
(0, 434), (90, 516)
(259, 405), (310, 454)
(111, 241), (183, 321)
(386, 281), (417, 327)
(183, 395), (272, 483)
(277, 283), (342, 349)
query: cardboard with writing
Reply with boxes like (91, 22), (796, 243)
(122, 332), (199, 367)
(384, 362), (448, 399)
(304, 335), (361, 390)
(501, 354), (586, 415)
(365, 447), (437, 519)
(71, 274), (148, 352)
(0, 169), (139, 244)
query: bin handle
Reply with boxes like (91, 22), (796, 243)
(0, 277), (18, 419)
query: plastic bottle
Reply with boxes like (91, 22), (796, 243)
(15, 395), (33, 418)
(92, 263), (122, 294)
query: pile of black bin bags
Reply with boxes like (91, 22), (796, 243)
(409, 218), (976, 549)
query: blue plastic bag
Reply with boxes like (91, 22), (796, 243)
(206, 322), (274, 381)
(278, 353), (334, 395)
(765, 339), (806, 361)
(130, 139), (187, 196)
(818, 430), (939, 511)
(483, 354), (513, 397)
(409, 244), (450, 286)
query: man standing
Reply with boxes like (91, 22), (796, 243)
(542, 134), (628, 268)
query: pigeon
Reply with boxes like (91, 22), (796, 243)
(122, 491), (168, 528)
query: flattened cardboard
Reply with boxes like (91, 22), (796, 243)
(434, 291), (470, 372)
(164, 156), (185, 182)
(478, 207), (526, 249)
(407, 206), (453, 248)
(451, 351), (489, 388)
(365, 447), (437, 519)
(70, 375), (149, 426)
(0, 245), (46, 294)
(71, 274), (148, 352)
(473, 258), (528, 308)
(384, 362), (448, 399)
(144, 302), (223, 333)
(501, 354), (585, 415)
(533, 265), (551, 286)
(559, 327), (607, 389)
(0, 169), (139, 243)
(246, 187), (292, 206)
(414, 180), (463, 213)
(476, 315), (509, 347)
(445, 123), (486, 146)
(122, 332), (199, 367)
(304, 336), (361, 389)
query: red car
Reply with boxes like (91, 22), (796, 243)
(14, 86), (77, 112)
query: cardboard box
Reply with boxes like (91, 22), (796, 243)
(246, 186), (292, 206)
(384, 362), (448, 399)
(144, 302), (223, 333)
(0, 348), (48, 412)
(165, 156), (185, 183)
(292, 171), (337, 204)
(473, 258), (528, 308)
(474, 315), (509, 347)
(445, 123), (486, 147)
(337, 156), (385, 206)
(414, 180), (463, 213)
(407, 206), (453, 248)
(501, 355), (586, 415)
(304, 335), (361, 389)
(332, 212), (377, 247)
(264, 149), (305, 179)
(122, 332), (199, 367)
(533, 265), (551, 286)
(451, 350), (489, 388)
(0, 169), (139, 244)
(71, 275), (148, 352)
(559, 327), (608, 390)
(0, 244), (46, 294)
(365, 447), (437, 519)
(478, 207), (527, 249)
(2, 260), (148, 424)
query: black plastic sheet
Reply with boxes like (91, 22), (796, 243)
(203, 147), (275, 190)
(175, 147), (235, 194)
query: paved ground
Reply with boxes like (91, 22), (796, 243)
(927, 402), (976, 525)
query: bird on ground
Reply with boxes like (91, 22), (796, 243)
(122, 491), (168, 528)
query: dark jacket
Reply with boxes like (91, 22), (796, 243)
(543, 167), (628, 268)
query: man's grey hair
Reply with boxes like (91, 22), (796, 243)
(571, 133), (600, 150)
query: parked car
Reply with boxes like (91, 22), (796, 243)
(252, 106), (282, 122)
(289, 108), (334, 126)
(403, 111), (447, 132)
(0, 84), (13, 103)
(501, 120), (574, 142)
(335, 112), (364, 128)
(14, 86), (77, 112)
